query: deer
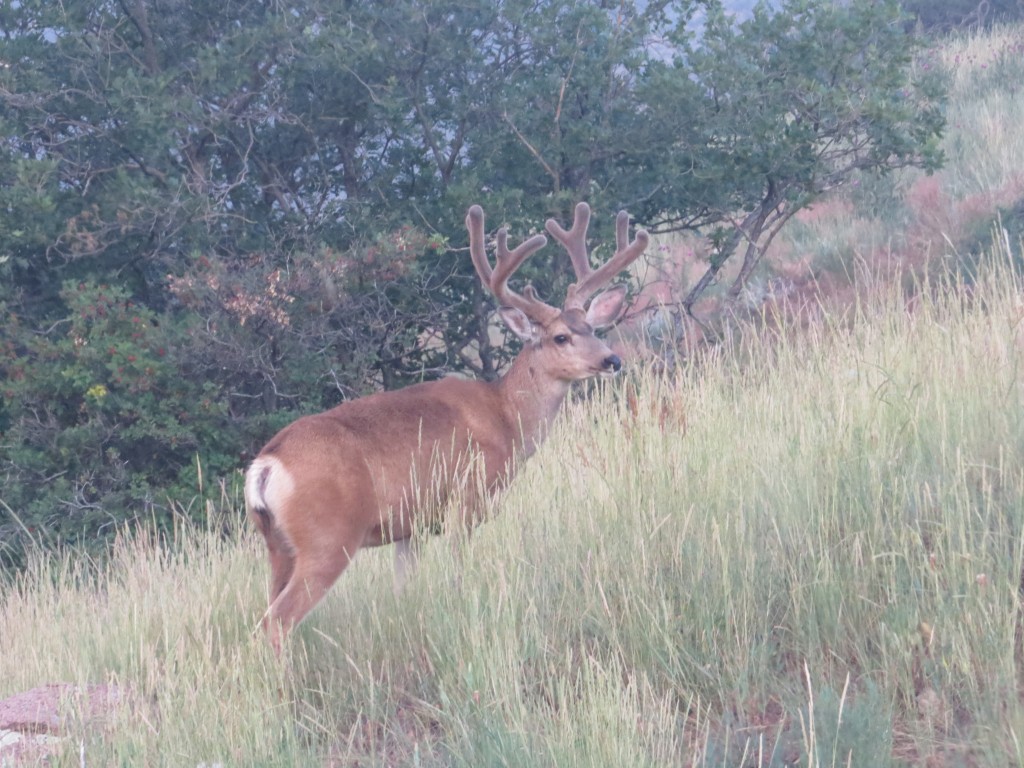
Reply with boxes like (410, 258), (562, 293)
(244, 202), (649, 652)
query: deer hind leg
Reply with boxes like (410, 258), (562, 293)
(263, 525), (296, 605)
(263, 532), (361, 654)
(266, 536), (294, 606)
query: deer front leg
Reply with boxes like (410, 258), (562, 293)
(393, 536), (420, 594)
(445, 480), (496, 579)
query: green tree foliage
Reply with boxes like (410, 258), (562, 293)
(0, 0), (945, 564)
(0, 283), (229, 556)
(639, 0), (946, 308)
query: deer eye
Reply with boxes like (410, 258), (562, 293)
(553, 334), (570, 346)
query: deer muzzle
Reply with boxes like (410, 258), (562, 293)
(601, 354), (622, 374)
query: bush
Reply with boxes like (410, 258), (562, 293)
(0, 282), (241, 567)
(0, 226), (452, 569)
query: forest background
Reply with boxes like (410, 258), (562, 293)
(0, 0), (1017, 566)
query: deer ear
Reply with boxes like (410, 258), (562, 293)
(498, 306), (540, 342)
(585, 285), (628, 330)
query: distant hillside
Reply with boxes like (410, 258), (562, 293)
(722, 0), (760, 17)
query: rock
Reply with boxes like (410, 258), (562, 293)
(0, 683), (128, 765)
(0, 729), (61, 767)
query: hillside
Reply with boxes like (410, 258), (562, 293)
(2, 23), (1024, 768)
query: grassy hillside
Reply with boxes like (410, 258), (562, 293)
(4, 253), (1024, 766)
(4, 24), (1024, 768)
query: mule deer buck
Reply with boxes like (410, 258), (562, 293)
(244, 202), (648, 651)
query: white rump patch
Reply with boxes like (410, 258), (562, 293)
(244, 455), (296, 514)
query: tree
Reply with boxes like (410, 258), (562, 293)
(636, 0), (946, 313)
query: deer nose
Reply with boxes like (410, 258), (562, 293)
(601, 354), (622, 373)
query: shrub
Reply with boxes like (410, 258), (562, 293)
(0, 282), (240, 567)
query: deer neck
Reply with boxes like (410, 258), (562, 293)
(495, 347), (571, 458)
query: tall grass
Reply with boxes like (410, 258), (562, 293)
(4, 239), (1024, 766)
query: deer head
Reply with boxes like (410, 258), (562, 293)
(466, 202), (649, 382)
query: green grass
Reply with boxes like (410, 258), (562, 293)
(4, 242), (1024, 766)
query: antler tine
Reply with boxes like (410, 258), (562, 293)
(466, 204), (493, 284)
(544, 201), (592, 279)
(466, 204), (557, 322)
(563, 209), (649, 311)
(492, 228), (546, 290)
